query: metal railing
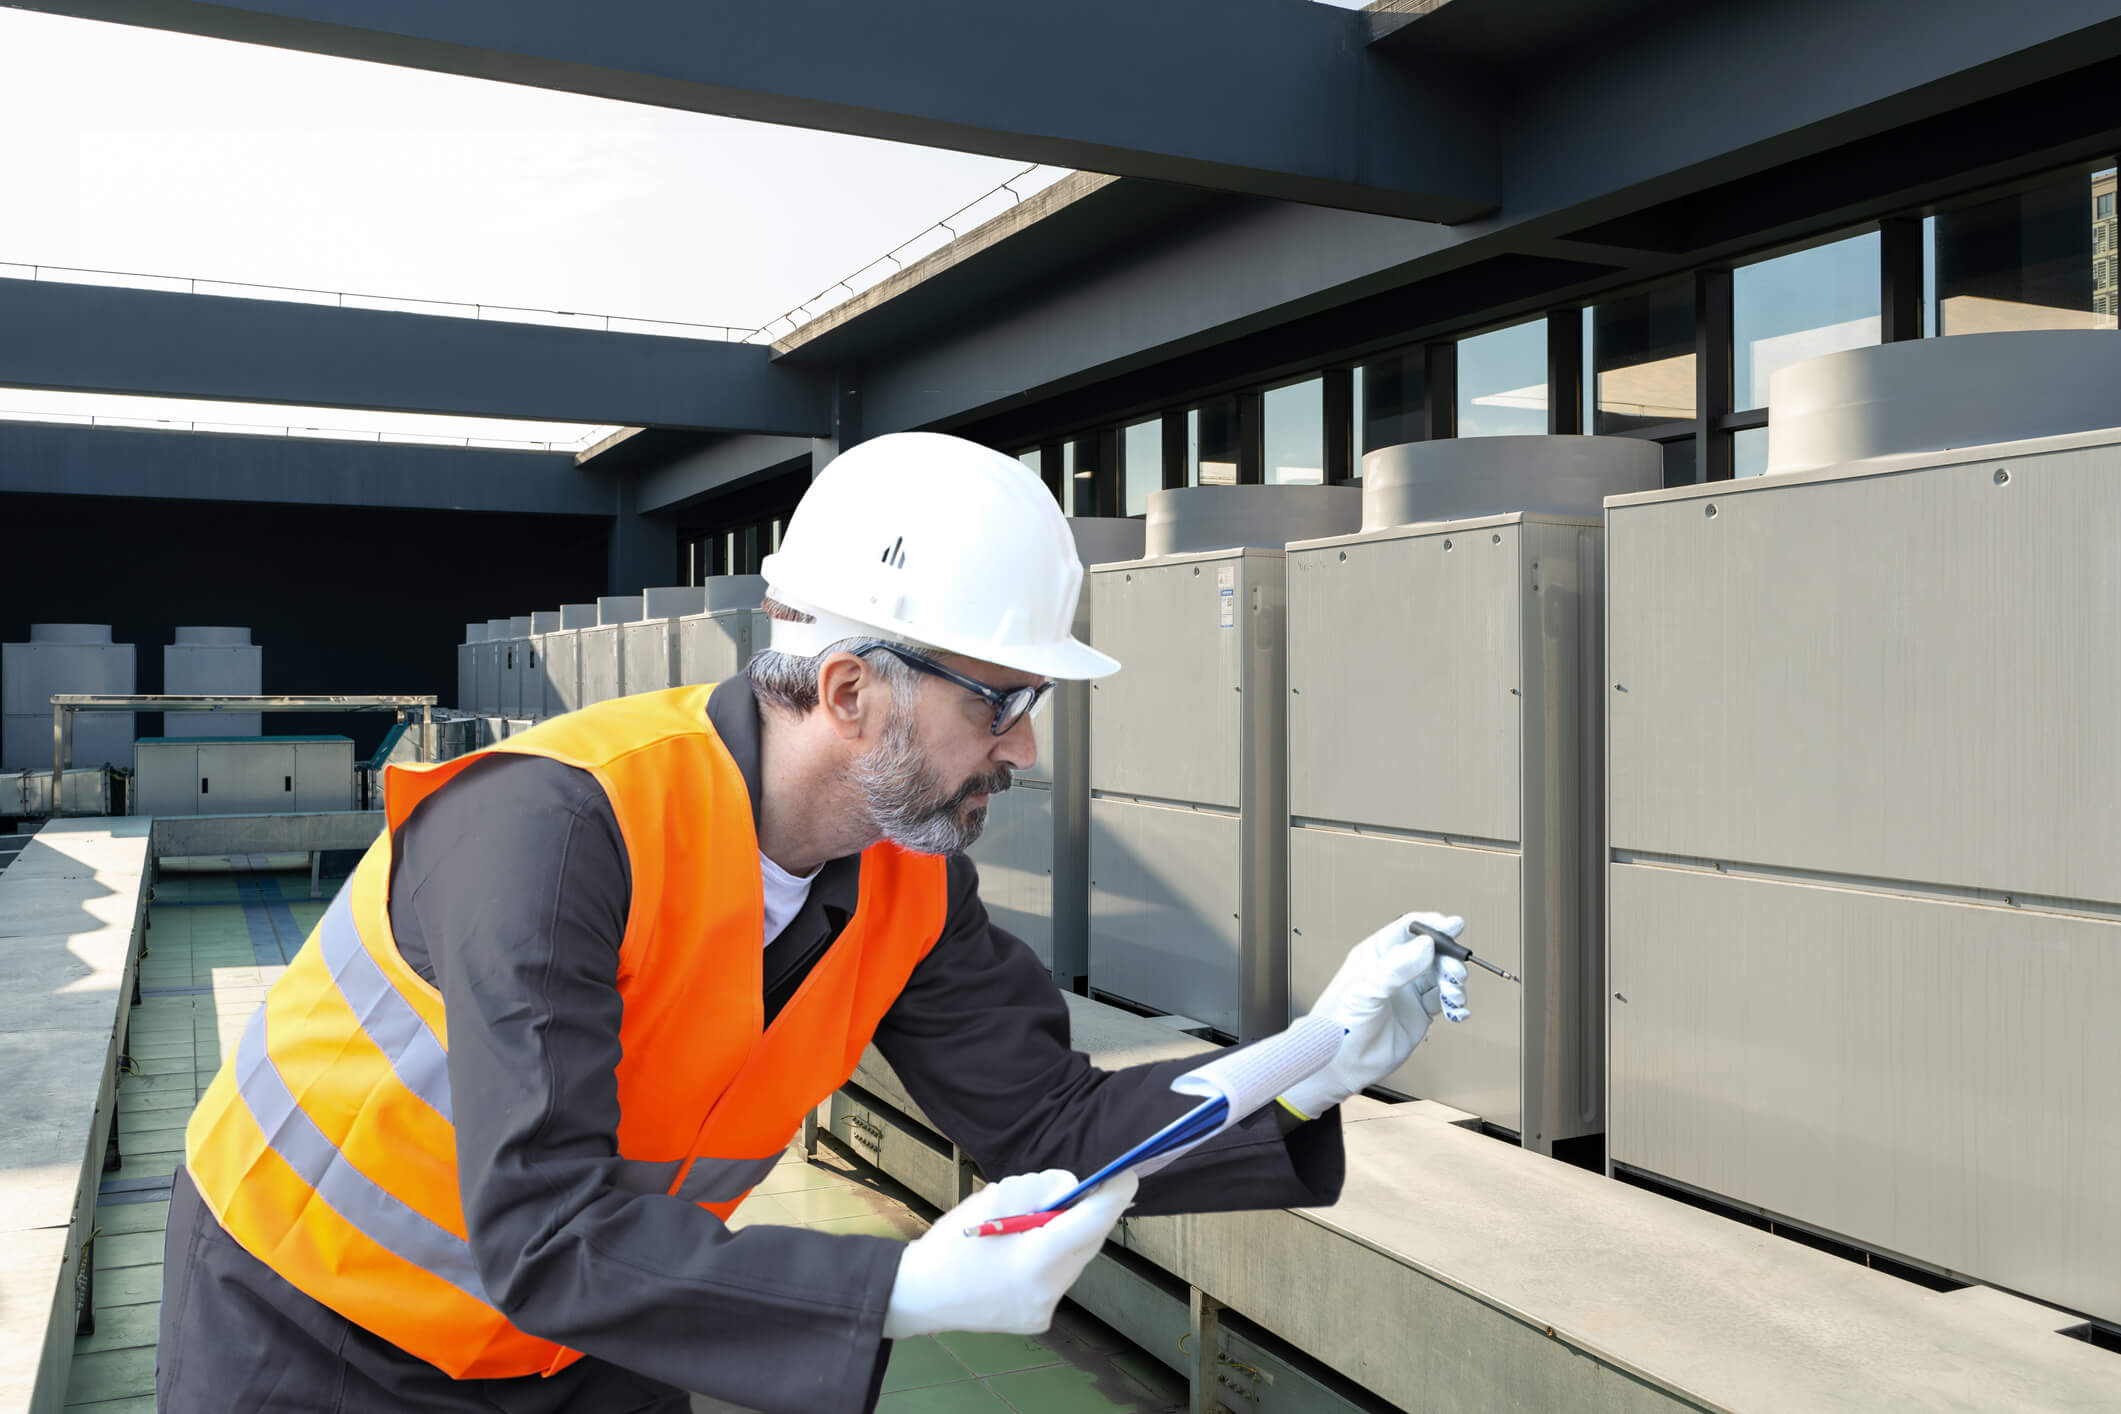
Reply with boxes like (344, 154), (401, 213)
(745, 163), (1065, 343)
(0, 260), (751, 342)
(0, 406), (599, 452)
(4, 160), (1070, 357)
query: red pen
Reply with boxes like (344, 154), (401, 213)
(965, 1210), (1062, 1238)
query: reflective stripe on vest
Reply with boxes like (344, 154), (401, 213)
(314, 888), (453, 1124)
(184, 685), (951, 1381)
(230, 991), (492, 1305)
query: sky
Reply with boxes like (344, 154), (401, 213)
(0, 8), (1075, 441)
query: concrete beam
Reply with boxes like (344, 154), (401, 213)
(635, 434), (813, 515)
(0, 421), (610, 516)
(13, 0), (1499, 223)
(0, 279), (833, 435)
(148, 810), (384, 858)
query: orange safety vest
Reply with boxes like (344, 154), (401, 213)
(185, 684), (949, 1379)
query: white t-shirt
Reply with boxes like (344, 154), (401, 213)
(759, 851), (820, 947)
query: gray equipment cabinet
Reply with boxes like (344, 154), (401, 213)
(3, 624), (136, 771)
(163, 627), (262, 737)
(1086, 486), (1360, 1039)
(1605, 418), (2121, 1329)
(539, 603), (597, 718)
(1283, 436), (1657, 1150)
(623, 587), (705, 697)
(526, 611), (561, 719)
(499, 616), (533, 719)
(676, 575), (768, 688)
(579, 596), (643, 706)
(133, 734), (356, 817)
(458, 623), (486, 713)
(476, 618), (510, 718)
(969, 520), (1143, 990)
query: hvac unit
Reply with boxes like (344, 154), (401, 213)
(1605, 330), (2121, 1323)
(1285, 436), (1658, 1150)
(1086, 486), (1359, 1038)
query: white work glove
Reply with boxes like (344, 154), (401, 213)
(882, 1168), (1138, 1340)
(1278, 911), (1471, 1121)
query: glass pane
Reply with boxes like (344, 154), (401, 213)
(1457, 321), (1547, 437)
(1060, 440), (1078, 515)
(1934, 164), (2120, 334)
(1733, 427), (1770, 478)
(1581, 308), (1595, 432)
(1262, 379), (1324, 484)
(1122, 419), (1161, 516)
(1356, 351), (1424, 456)
(1069, 435), (1104, 517)
(1187, 398), (1238, 486)
(1594, 281), (1695, 433)
(1733, 232), (1880, 410)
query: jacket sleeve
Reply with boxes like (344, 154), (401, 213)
(870, 854), (1344, 1217)
(390, 754), (896, 1414)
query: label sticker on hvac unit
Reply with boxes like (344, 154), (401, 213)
(1218, 565), (1236, 628)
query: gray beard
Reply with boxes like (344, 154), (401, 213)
(849, 702), (1012, 855)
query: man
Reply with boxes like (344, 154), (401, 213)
(158, 432), (1469, 1413)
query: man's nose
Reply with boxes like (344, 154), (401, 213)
(993, 712), (1037, 771)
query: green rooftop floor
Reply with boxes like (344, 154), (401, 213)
(70, 867), (1186, 1414)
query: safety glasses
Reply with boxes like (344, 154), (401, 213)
(853, 642), (1054, 736)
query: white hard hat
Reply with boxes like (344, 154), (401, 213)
(760, 431), (1120, 680)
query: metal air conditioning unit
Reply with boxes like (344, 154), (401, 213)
(1605, 330), (2121, 1324)
(163, 627), (262, 737)
(1086, 486), (1359, 1039)
(677, 576), (769, 688)
(622, 588), (705, 696)
(1286, 435), (1658, 1150)
(475, 618), (510, 718)
(458, 623), (487, 713)
(2, 624), (136, 772)
(538, 603), (597, 718)
(579, 596), (643, 706)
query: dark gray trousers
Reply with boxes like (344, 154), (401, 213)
(157, 1169), (690, 1414)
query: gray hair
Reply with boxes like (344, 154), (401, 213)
(746, 596), (924, 715)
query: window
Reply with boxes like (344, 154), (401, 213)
(1060, 440), (1079, 515)
(1262, 378), (1324, 484)
(1733, 427), (1770, 479)
(1187, 398), (1239, 485)
(1733, 232), (1880, 410)
(1930, 163), (2120, 335)
(1121, 418), (1161, 516)
(1456, 321), (1547, 437)
(1354, 352), (1424, 458)
(2098, 192), (2116, 220)
(1591, 280), (1696, 432)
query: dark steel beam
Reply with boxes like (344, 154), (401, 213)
(0, 420), (608, 515)
(0, 279), (833, 435)
(1878, 217), (1925, 343)
(1693, 267), (1733, 483)
(16, 0), (1498, 223)
(636, 434), (814, 516)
